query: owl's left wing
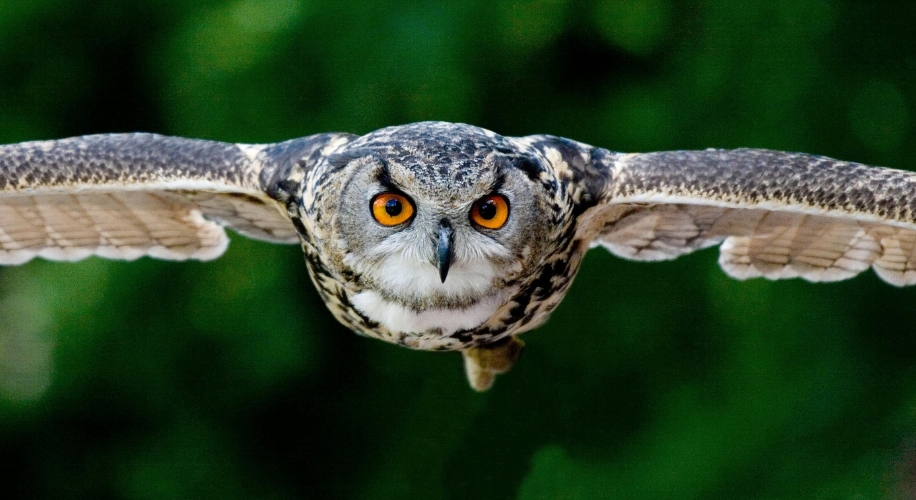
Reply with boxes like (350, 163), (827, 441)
(581, 148), (916, 286)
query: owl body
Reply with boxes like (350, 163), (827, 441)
(278, 122), (607, 351)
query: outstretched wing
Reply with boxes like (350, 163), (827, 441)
(0, 133), (332, 264)
(586, 148), (916, 286)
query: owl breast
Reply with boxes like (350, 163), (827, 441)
(339, 244), (522, 349)
(297, 227), (589, 352)
(348, 289), (514, 341)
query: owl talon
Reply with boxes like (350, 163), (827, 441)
(461, 336), (525, 391)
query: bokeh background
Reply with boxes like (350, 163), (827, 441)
(1, 0), (916, 498)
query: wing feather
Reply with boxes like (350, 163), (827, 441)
(588, 149), (916, 286)
(0, 133), (306, 264)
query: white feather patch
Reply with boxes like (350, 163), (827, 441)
(344, 239), (517, 335)
(351, 290), (509, 336)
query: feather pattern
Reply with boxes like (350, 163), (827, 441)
(592, 148), (916, 286)
(0, 133), (299, 264)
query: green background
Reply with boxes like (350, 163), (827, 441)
(1, 0), (916, 498)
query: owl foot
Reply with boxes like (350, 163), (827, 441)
(461, 336), (525, 391)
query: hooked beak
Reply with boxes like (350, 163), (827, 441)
(436, 220), (454, 283)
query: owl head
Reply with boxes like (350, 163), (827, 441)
(315, 122), (562, 342)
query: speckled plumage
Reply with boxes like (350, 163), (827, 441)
(3, 122), (916, 390)
(287, 123), (590, 354)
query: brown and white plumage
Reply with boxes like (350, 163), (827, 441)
(0, 122), (914, 390)
(592, 149), (916, 287)
(0, 133), (299, 264)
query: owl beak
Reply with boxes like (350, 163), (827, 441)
(437, 220), (454, 283)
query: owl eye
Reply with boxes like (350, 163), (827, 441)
(371, 193), (415, 226)
(470, 194), (510, 230)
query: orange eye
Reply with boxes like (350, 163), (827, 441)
(371, 193), (415, 226)
(470, 194), (509, 230)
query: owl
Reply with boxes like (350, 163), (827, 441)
(2, 121), (915, 390)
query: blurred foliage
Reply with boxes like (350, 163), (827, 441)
(1, 0), (916, 498)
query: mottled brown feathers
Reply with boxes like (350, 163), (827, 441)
(0, 133), (259, 191)
(596, 149), (916, 286)
(0, 133), (299, 264)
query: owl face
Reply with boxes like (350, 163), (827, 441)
(323, 123), (556, 339)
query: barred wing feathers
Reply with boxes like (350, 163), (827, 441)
(592, 149), (916, 286)
(0, 133), (299, 265)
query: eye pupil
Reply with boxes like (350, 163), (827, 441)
(385, 198), (402, 216)
(478, 200), (497, 220)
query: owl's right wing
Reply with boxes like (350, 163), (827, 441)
(0, 132), (351, 264)
(583, 148), (916, 286)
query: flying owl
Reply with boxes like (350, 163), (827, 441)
(1, 121), (914, 390)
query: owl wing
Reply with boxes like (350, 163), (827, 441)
(584, 148), (916, 286)
(0, 133), (347, 264)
